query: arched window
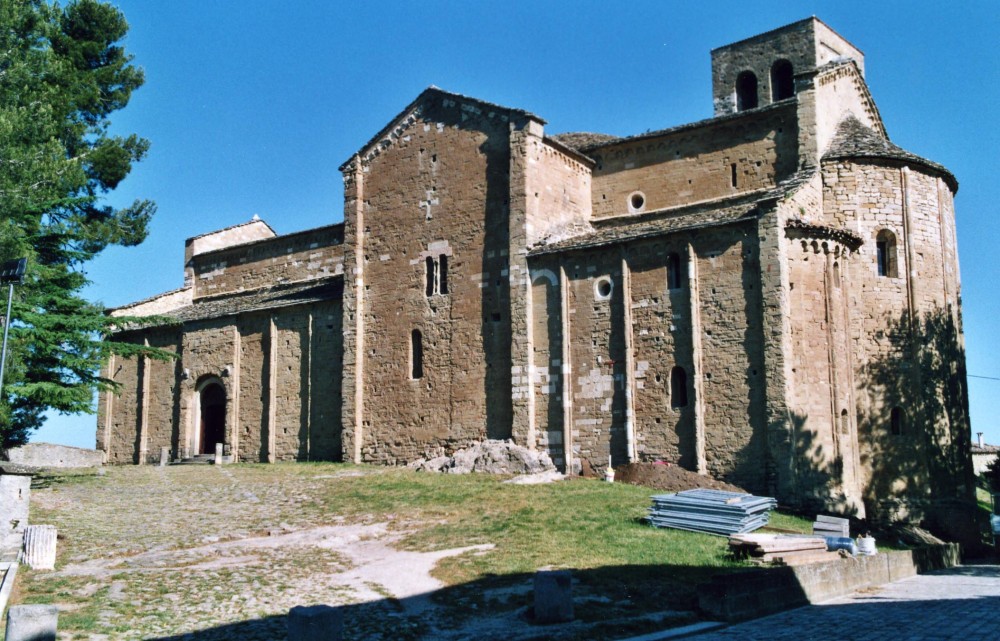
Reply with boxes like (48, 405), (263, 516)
(875, 229), (898, 278)
(425, 256), (435, 297)
(770, 59), (794, 101)
(670, 366), (688, 408)
(832, 261), (841, 289)
(736, 71), (758, 111)
(411, 329), (423, 379)
(667, 253), (685, 290)
(890, 406), (905, 435)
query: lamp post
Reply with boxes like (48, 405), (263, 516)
(0, 258), (27, 394)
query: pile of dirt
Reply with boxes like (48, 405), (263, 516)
(614, 462), (749, 494)
(410, 440), (556, 475)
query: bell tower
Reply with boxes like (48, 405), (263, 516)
(710, 17), (865, 116)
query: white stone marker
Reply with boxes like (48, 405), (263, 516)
(22, 525), (57, 570)
(159, 446), (170, 467)
(214, 442), (223, 465)
(5, 604), (58, 641)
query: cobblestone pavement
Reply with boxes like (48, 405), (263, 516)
(691, 564), (1000, 640)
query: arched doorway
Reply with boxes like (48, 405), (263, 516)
(199, 382), (227, 455)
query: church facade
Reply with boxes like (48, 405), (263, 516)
(98, 18), (974, 524)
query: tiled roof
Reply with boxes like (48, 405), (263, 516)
(548, 132), (621, 150)
(972, 444), (1000, 455)
(120, 278), (343, 329)
(529, 170), (815, 256)
(823, 116), (958, 192)
(529, 200), (760, 256)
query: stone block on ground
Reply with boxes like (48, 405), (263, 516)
(5, 604), (58, 641)
(534, 569), (573, 624)
(287, 604), (342, 641)
(22, 525), (57, 570)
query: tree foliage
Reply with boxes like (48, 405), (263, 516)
(0, 0), (159, 446)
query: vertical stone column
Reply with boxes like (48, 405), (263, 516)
(230, 325), (241, 462)
(755, 206), (796, 500)
(266, 317), (277, 464)
(621, 254), (637, 463)
(22, 525), (57, 570)
(560, 265), (574, 474)
(687, 243), (707, 474)
(137, 337), (151, 465)
(508, 118), (545, 446)
(97, 354), (115, 460)
(340, 156), (366, 464)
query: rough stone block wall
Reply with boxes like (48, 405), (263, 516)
(144, 331), (181, 462)
(237, 312), (268, 462)
(690, 227), (768, 489)
(564, 251), (628, 471)
(525, 139), (592, 245)
(192, 225), (344, 299)
(627, 240), (697, 469)
(309, 301), (343, 460)
(589, 105), (797, 219)
(529, 257), (565, 469)
(356, 95), (514, 464)
(101, 349), (142, 464)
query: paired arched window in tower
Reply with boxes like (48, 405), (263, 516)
(770, 59), (794, 101)
(736, 71), (758, 111)
(670, 366), (688, 408)
(425, 254), (448, 296)
(875, 229), (898, 278)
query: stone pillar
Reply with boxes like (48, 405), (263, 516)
(214, 443), (223, 466)
(5, 604), (58, 641)
(0, 471), (30, 558)
(534, 570), (573, 623)
(159, 446), (169, 467)
(287, 605), (342, 641)
(22, 525), (56, 570)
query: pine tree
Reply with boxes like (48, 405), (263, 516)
(0, 0), (162, 447)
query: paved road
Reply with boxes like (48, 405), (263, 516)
(690, 564), (1000, 640)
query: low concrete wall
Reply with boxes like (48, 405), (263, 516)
(698, 544), (961, 622)
(5, 443), (103, 469)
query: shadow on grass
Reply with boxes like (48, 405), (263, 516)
(142, 561), (738, 641)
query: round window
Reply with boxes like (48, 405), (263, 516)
(628, 191), (646, 212)
(595, 277), (613, 300)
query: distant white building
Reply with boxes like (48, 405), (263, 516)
(972, 433), (999, 476)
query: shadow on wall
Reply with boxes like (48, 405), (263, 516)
(855, 306), (978, 544)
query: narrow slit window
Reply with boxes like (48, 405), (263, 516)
(411, 329), (423, 379)
(875, 230), (898, 278)
(890, 407), (905, 435)
(439, 254), (448, 294)
(425, 256), (436, 297)
(730, 163), (738, 188)
(670, 366), (688, 408)
(667, 253), (685, 290)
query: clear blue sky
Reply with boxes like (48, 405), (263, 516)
(35, 1), (1000, 449)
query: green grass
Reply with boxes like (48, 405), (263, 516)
(16, 464), (804, 639)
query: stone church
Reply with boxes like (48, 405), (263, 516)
(98, 18), (974, 524)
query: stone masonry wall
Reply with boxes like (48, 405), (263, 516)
(191, 225), (344, 299)
(525, 139), (592, 245)
(354, 95), (515, 464)
(589, 104), (798, 219)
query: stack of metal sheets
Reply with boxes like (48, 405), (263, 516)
(648, 489), (778, 535)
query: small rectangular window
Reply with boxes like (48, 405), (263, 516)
(425, 257), (435, 297)
(730, 163), (738, 188)
(411, 329), (423, 379)
(439, 254), (448, 294)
